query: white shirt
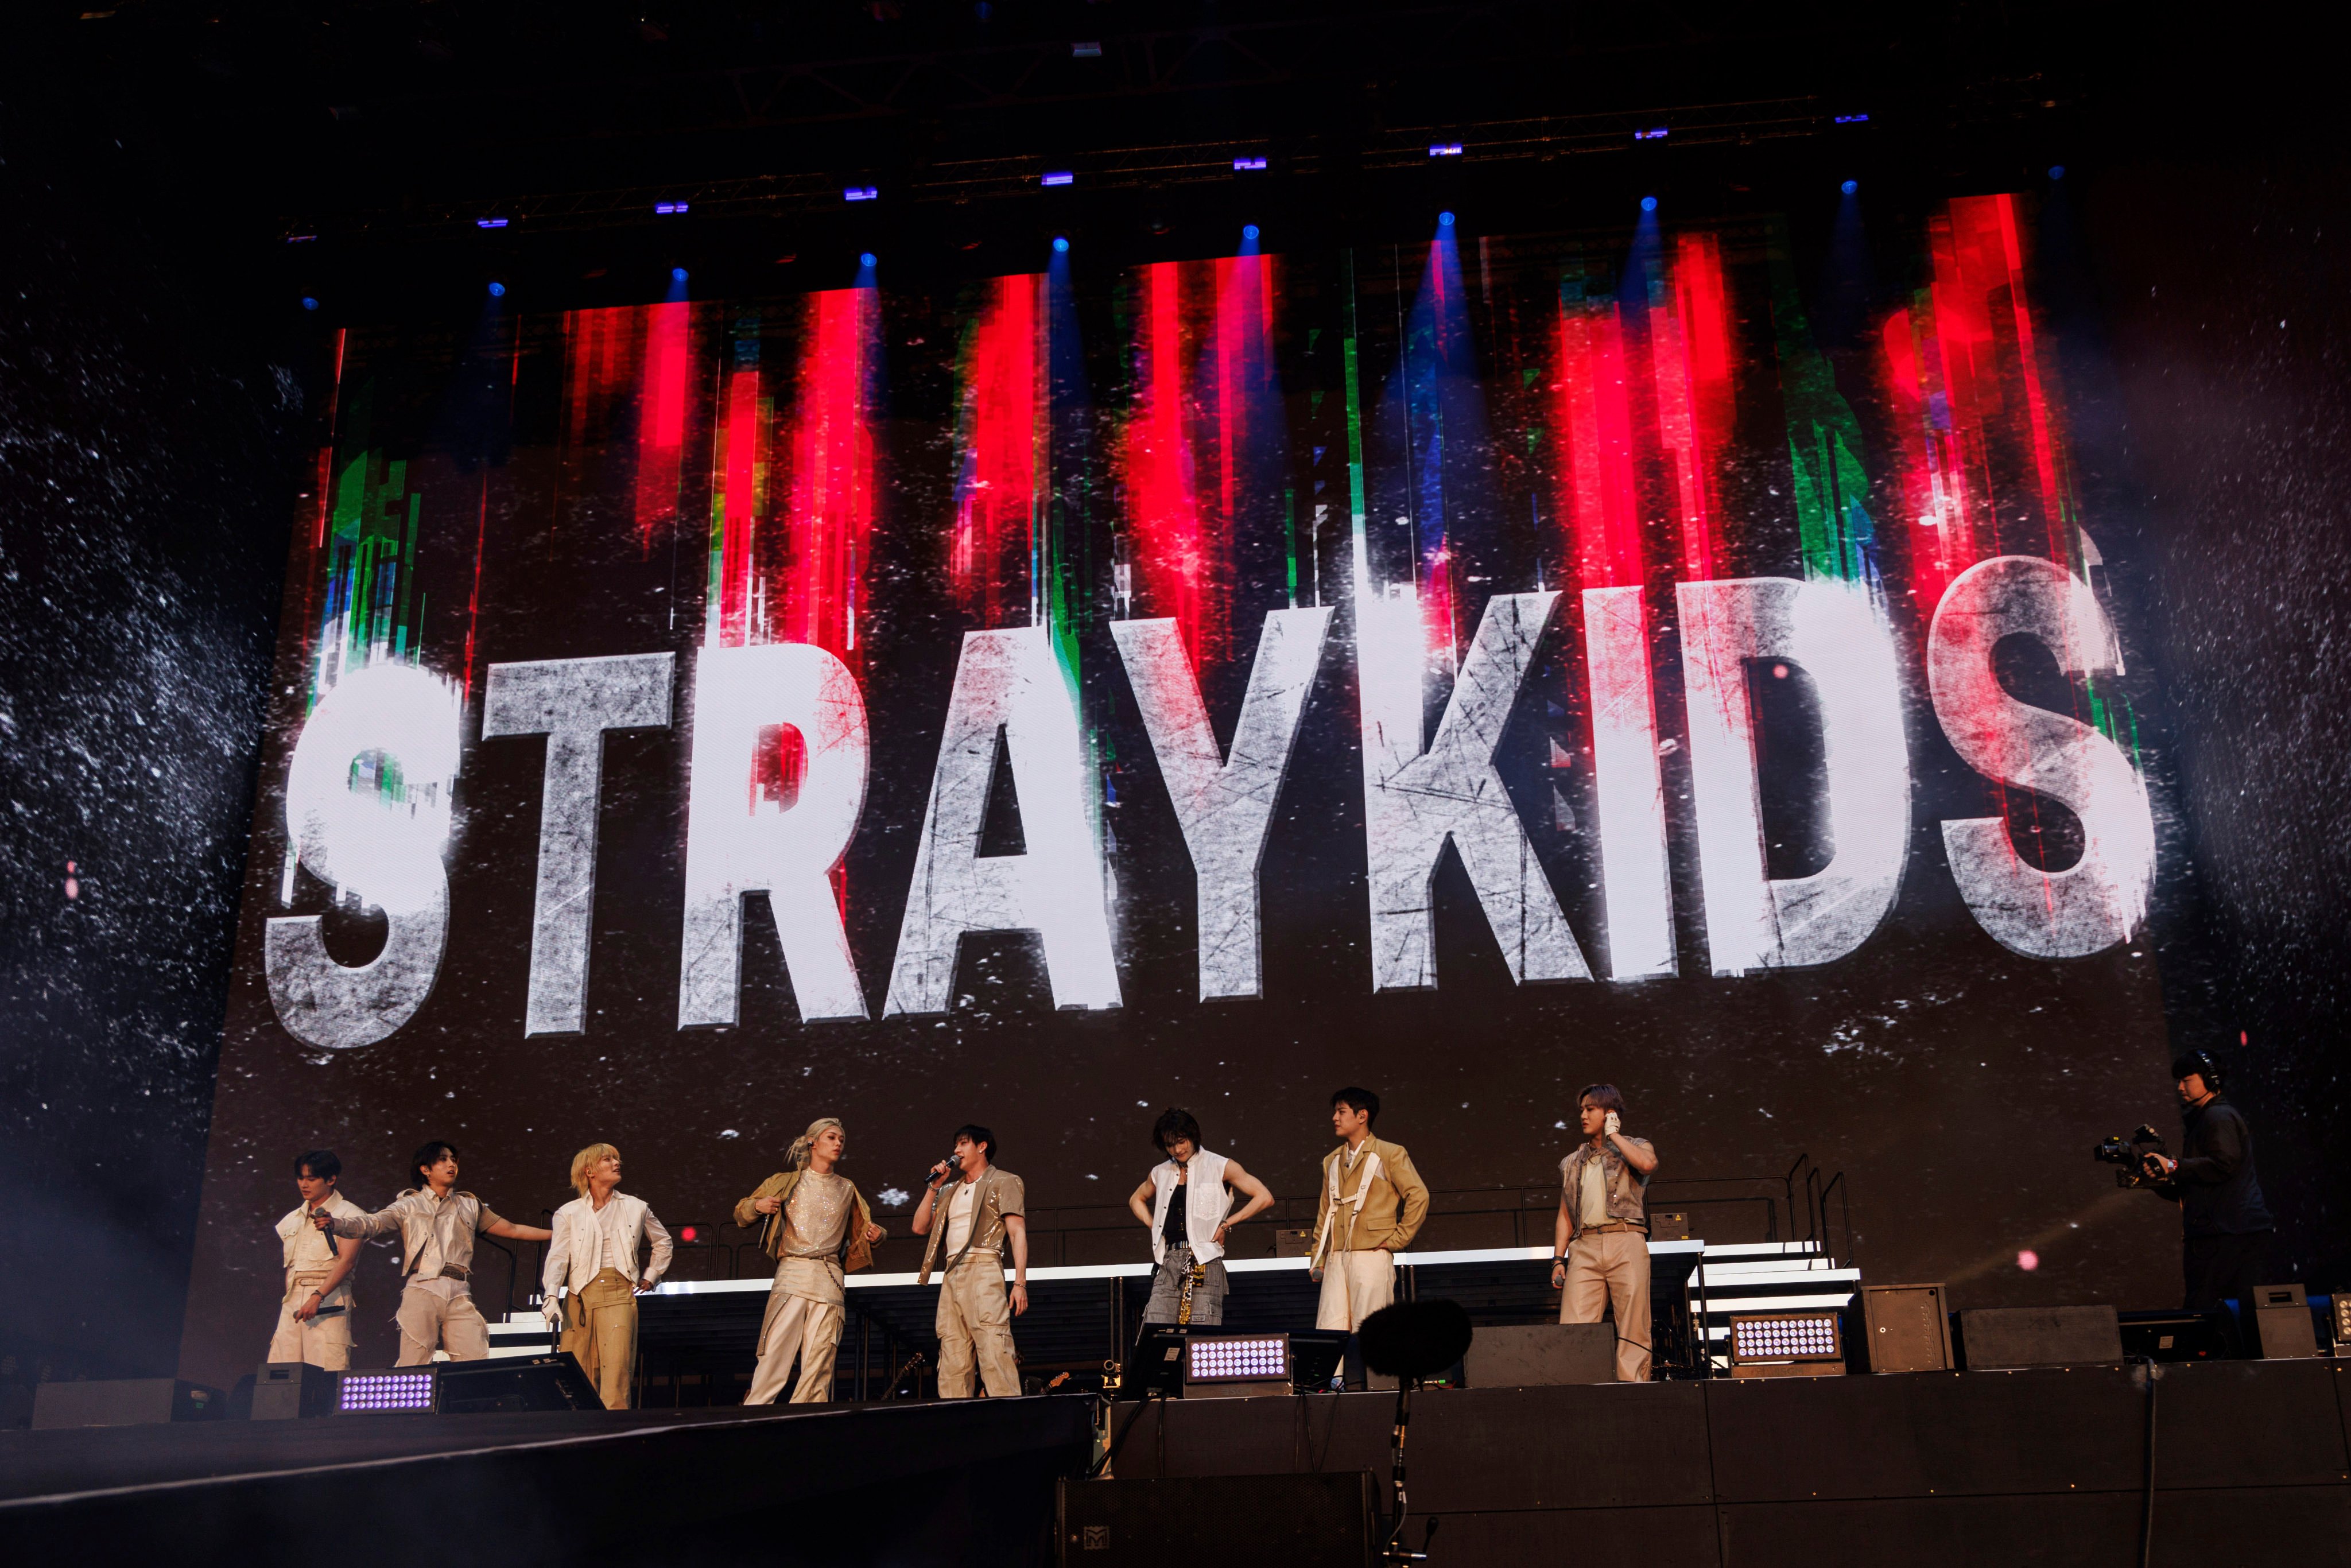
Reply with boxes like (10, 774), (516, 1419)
(542, 1191), (674, 1302)
(945, 1182), (977, 1255)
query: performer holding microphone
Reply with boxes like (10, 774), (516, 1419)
(735, 1117), (887, 1406)
(541, 1143), (672, 1410)
(1551, 1084), (1660, 1382)
(1126, 1108), (1275, 1326)
(911, 1125), (1027, 1398)
(267, 1149), (364, 1370)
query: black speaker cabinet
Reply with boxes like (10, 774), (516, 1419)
(1058, 1473), (1376, 1567)
(1953, 1305), (2122, 1369)
(1856, 1284), (1953, 1372)
(1463, 1322), (1617, 1386)
(433, 1353), (603, 1414)
(2248, 1282), (2318, 1359)
(251, 1361), (341, 1420)
(31, 1378), (223, 1429)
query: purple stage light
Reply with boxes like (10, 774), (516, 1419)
(1233, 157), (1267, 172)
(654, 202), (689, 215)
(476, 218), (509, 229)
(1428, 142), (1462, 157)
(1835, 113), (1871, 125)
(1042, 171), (1074, 187)
(1071, 41), (1101, 57)
(1635, 126), (1669, 141)
(845, 185), (878, 202)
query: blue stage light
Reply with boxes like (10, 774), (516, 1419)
(1233, 157), (1267, 172)
(1052, 236), (1069, 253)
(1042, 171), (1074, 187)
(1834, 112), (1871, 125)
(1841, 179), (1858, 196)
(475, 218), (509, 230)
(860, 252), (877, 269)
(1428, 143), (1462, 157)
(844, 185), (878, 202)
(671, 267), (688, 283)
(1438, 211), (1456, 227)
(2049, 164), (2066, 180)
(1634, 126), (1669, 141)
(1243, 223), (1260, 242)
(488, 281), (506, 297)
(300, 297), (319, 312)
(1640, 196), (1658, 212)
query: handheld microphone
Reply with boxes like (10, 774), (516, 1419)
(930, 1152), (963, 1188)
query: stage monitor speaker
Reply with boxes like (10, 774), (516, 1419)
(1856, 1284), (1953, 1372)
(251, 1361), (340, 1420)
(2248, 1282), (2318, 1359)
(2333, 1292), (2350, 1354)
(1462, 1323), (1617, 1387)
(2118, 1309), (2229, 1363)
(433, 1353), (603, 1414)
(1057, 1472), (1375, 1567)
(32, 1378), (223, 1429)
(1953, 1305), (2121, 1369)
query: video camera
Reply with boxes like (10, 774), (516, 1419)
(2092, 1125), (2168, 1188)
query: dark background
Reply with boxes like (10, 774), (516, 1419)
(3, 2), (2345, 1393)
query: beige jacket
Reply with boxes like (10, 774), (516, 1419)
(916, 1166), (1025, 1284)
(1312, 1136), (1430, 1267)
(734, 1170), (882, 1274)
(332, 1188), (509, 1282)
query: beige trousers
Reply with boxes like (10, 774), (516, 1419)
(265, 1273), (352, 1369)
(934, 1253), (1020, 1398)
(1314, 1248), (1395, 1331)
(745, 1259), (847, 1406)
(560, 1267), (639, 1410)
(394, 1278), (490, 1365)
(1561, 1229), (1651, 1381)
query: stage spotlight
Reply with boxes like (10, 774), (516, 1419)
(1052, 235), (1069, 253)
(300, 297), (319, 312)
(1428, 142), (1462, 157)
(1841, 180), (1858, 195)
(1233, 157), (1267, 172)
(1438, 211), (1456, 227)
(844, 185), (879, 202)
(488, 281), (506, 298)
(475, 217), (509, 230)
(2049, 164), (2067, 180)
(672, 267), (688, 282)
(1243, 224), (1260, 242)
(1634, 126), (1669, 141)
(860, 251), (877, 268)
(1042, 171), (1074, 187)
(654, 201), (689, 215)
(1641, 195), (1658, 212)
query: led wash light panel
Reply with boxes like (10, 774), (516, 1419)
(337, 1371), (435, 1414)
(1185, 1336), (1289, 1381)
(1729, 1314), (1842, 1362)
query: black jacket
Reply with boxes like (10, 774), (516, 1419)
(2154, 1095), (2274, 1237)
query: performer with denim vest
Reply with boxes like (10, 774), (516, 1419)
(1551, 1084), (1661, 1382)
(1126, 1108), (1275, 1327)
(911, 1125), (1028, 1398)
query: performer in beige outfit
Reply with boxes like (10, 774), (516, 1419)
(736, 1118), (886, 1405)
(321, 1140), (552, 1364)
(1551, 1083), (1661, 1382)
(541, 1143), (673, 1409)
(912, 1124), (1028, 1398)
(1310, 1087), (1430, 1331)
(267, 1149), (364, 1369)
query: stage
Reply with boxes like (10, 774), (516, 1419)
(6, 1356), (2343, 1566)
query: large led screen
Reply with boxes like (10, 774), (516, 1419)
(183, 193), (2186, 1380)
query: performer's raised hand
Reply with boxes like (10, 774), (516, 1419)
(928, 1158), (956, 1187)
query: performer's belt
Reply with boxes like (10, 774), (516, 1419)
(412, 1264), (470, 1281)
(1580, 1221), (1648, 1236)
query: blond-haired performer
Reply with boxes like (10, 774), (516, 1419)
(267, 1149), (364, 1369)
(736, 1119), (887, 1405)
(320, 1140), (552, 1364)
(1550, 1084), (1660, 1382)
(911, 1125), (1027, 1399)
(1310, 1088), (1430, 1332)
(541, 1144), (673, 1410)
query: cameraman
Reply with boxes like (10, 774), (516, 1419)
(2141, 1050), (2275, 1315)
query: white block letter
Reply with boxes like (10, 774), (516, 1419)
(483, 653), (674, 1036)
(1927, 555), (2154, 957)
(1583, 586), (1676, 979)
(1357, 588), (1590, 990)
(1114, 607), (1333, 1000)
(678, 643), (871, 1026)
(1677, 577), (1911, 974)
(884, 627), (1122, 1015)
(265, 662), (463, 1050)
